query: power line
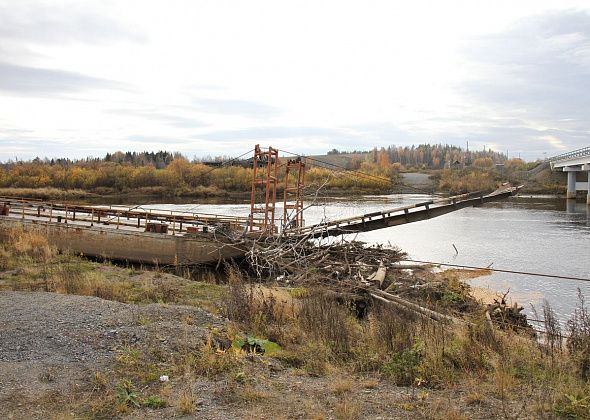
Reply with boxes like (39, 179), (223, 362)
(278, 149), (440, 196)
(280, 149), (396, 185)
(198, 148), (254, 178)
(400, 259), (590, 283)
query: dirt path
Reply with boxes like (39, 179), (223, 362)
(0, 291), (224, 419)
(400, 172), (436, 192)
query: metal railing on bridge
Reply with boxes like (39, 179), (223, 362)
(548, 146), (590, 163)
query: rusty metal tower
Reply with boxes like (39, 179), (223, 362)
(283, 157), (305, 230)
(249, 144), (279, 233)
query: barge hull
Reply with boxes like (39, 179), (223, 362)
(0, 218), (245, 265)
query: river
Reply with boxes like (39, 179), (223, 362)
(142, 194), (589, 326)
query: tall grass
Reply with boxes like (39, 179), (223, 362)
(567, 290), (590, 380)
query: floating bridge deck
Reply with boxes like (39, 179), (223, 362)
(286, 186), (520, 238)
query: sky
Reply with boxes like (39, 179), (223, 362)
(0, 0), (589, 162)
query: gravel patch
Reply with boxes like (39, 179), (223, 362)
(0, 291), (226, 419)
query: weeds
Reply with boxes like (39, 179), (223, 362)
(334, 400), (361, 420)
(299, 291), (353, 356)
(176, 390), (196, 415)
(381, 342), (423, 386)
(142, 395), (167, 409)
(566, 290), (590, 379)
(116, 380), (140, 408)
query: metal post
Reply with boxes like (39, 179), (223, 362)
(587, 170), (590, 205)
(91, 209), (94, 227)
(567, 171), (577, 199)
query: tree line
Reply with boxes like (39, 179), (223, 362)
(0, 144), (529, 195)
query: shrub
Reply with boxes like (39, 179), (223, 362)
(381, 342), (423, 386)
(143, 395), (167, 409)
(566, 290), (590, 379)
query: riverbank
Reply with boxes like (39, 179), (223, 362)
(1, 226), (589, 418)
(0, 184), (393, 205)
(0, 183), (569, 207)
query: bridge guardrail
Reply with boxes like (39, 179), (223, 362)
(548, 146), (590, 163)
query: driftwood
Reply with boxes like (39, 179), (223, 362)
(225, 209), (532, 333)
(369, 289), (463, 324)
(485, 292), (530, 330)
(367, 261), (387, 289)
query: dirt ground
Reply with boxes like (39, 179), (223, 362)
(0, 289), (530, 419)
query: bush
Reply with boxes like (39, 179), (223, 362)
(567, 290), (590, 379)
(381, 342), (423, 386)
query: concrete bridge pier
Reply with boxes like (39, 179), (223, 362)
(565, 168), (578, 199)
(562, 165), (590, 204)
(549, 146), (590, 205)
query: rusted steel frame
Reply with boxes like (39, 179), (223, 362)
(7, 200), (248, 228)
(249, 144), (260, 232)
(2, 196), (249, 224)
(249, 145), (280, 234)
(6, 206), (208, 232)
(283, 159), (305, 229)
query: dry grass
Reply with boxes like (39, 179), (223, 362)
(334, 400), (361, 420)
(330, 378), (353, 395)
(361, 378), (379, 389)
(6, 225), (56, 261)
(238, 385), (270, 403)
(0, 187), (94, 200)
(176, 390), (196, 415)
(465, 391), (486, 406)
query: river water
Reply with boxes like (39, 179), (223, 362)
(142, 195), (589, 326)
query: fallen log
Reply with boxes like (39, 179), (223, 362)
(369, 289), (463, 324)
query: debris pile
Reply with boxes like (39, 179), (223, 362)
(240, 235), (534, 332)
(486, 293), (531, 331)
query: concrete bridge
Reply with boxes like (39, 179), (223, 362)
(550, 146), (590, 204)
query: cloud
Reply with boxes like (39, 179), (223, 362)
(192, 98), (280, 118)
(0, 62), (128, 95)
(196, 126), (347, 141)
(462, 10), (590, 121)
(106, 108), (207, 129)
(450, 9), (590, 157)
(0, 2), (146, 46)
(191, 125), (416, 155)
(126, 135), (193, 145)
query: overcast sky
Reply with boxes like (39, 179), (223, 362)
(0, 0), (589, 161)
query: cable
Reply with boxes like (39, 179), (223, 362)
(280, 149), (396, 185)
(278, 149), (440, 196)
(198, 149), (254, 178)
(399, 259), (590, 283)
